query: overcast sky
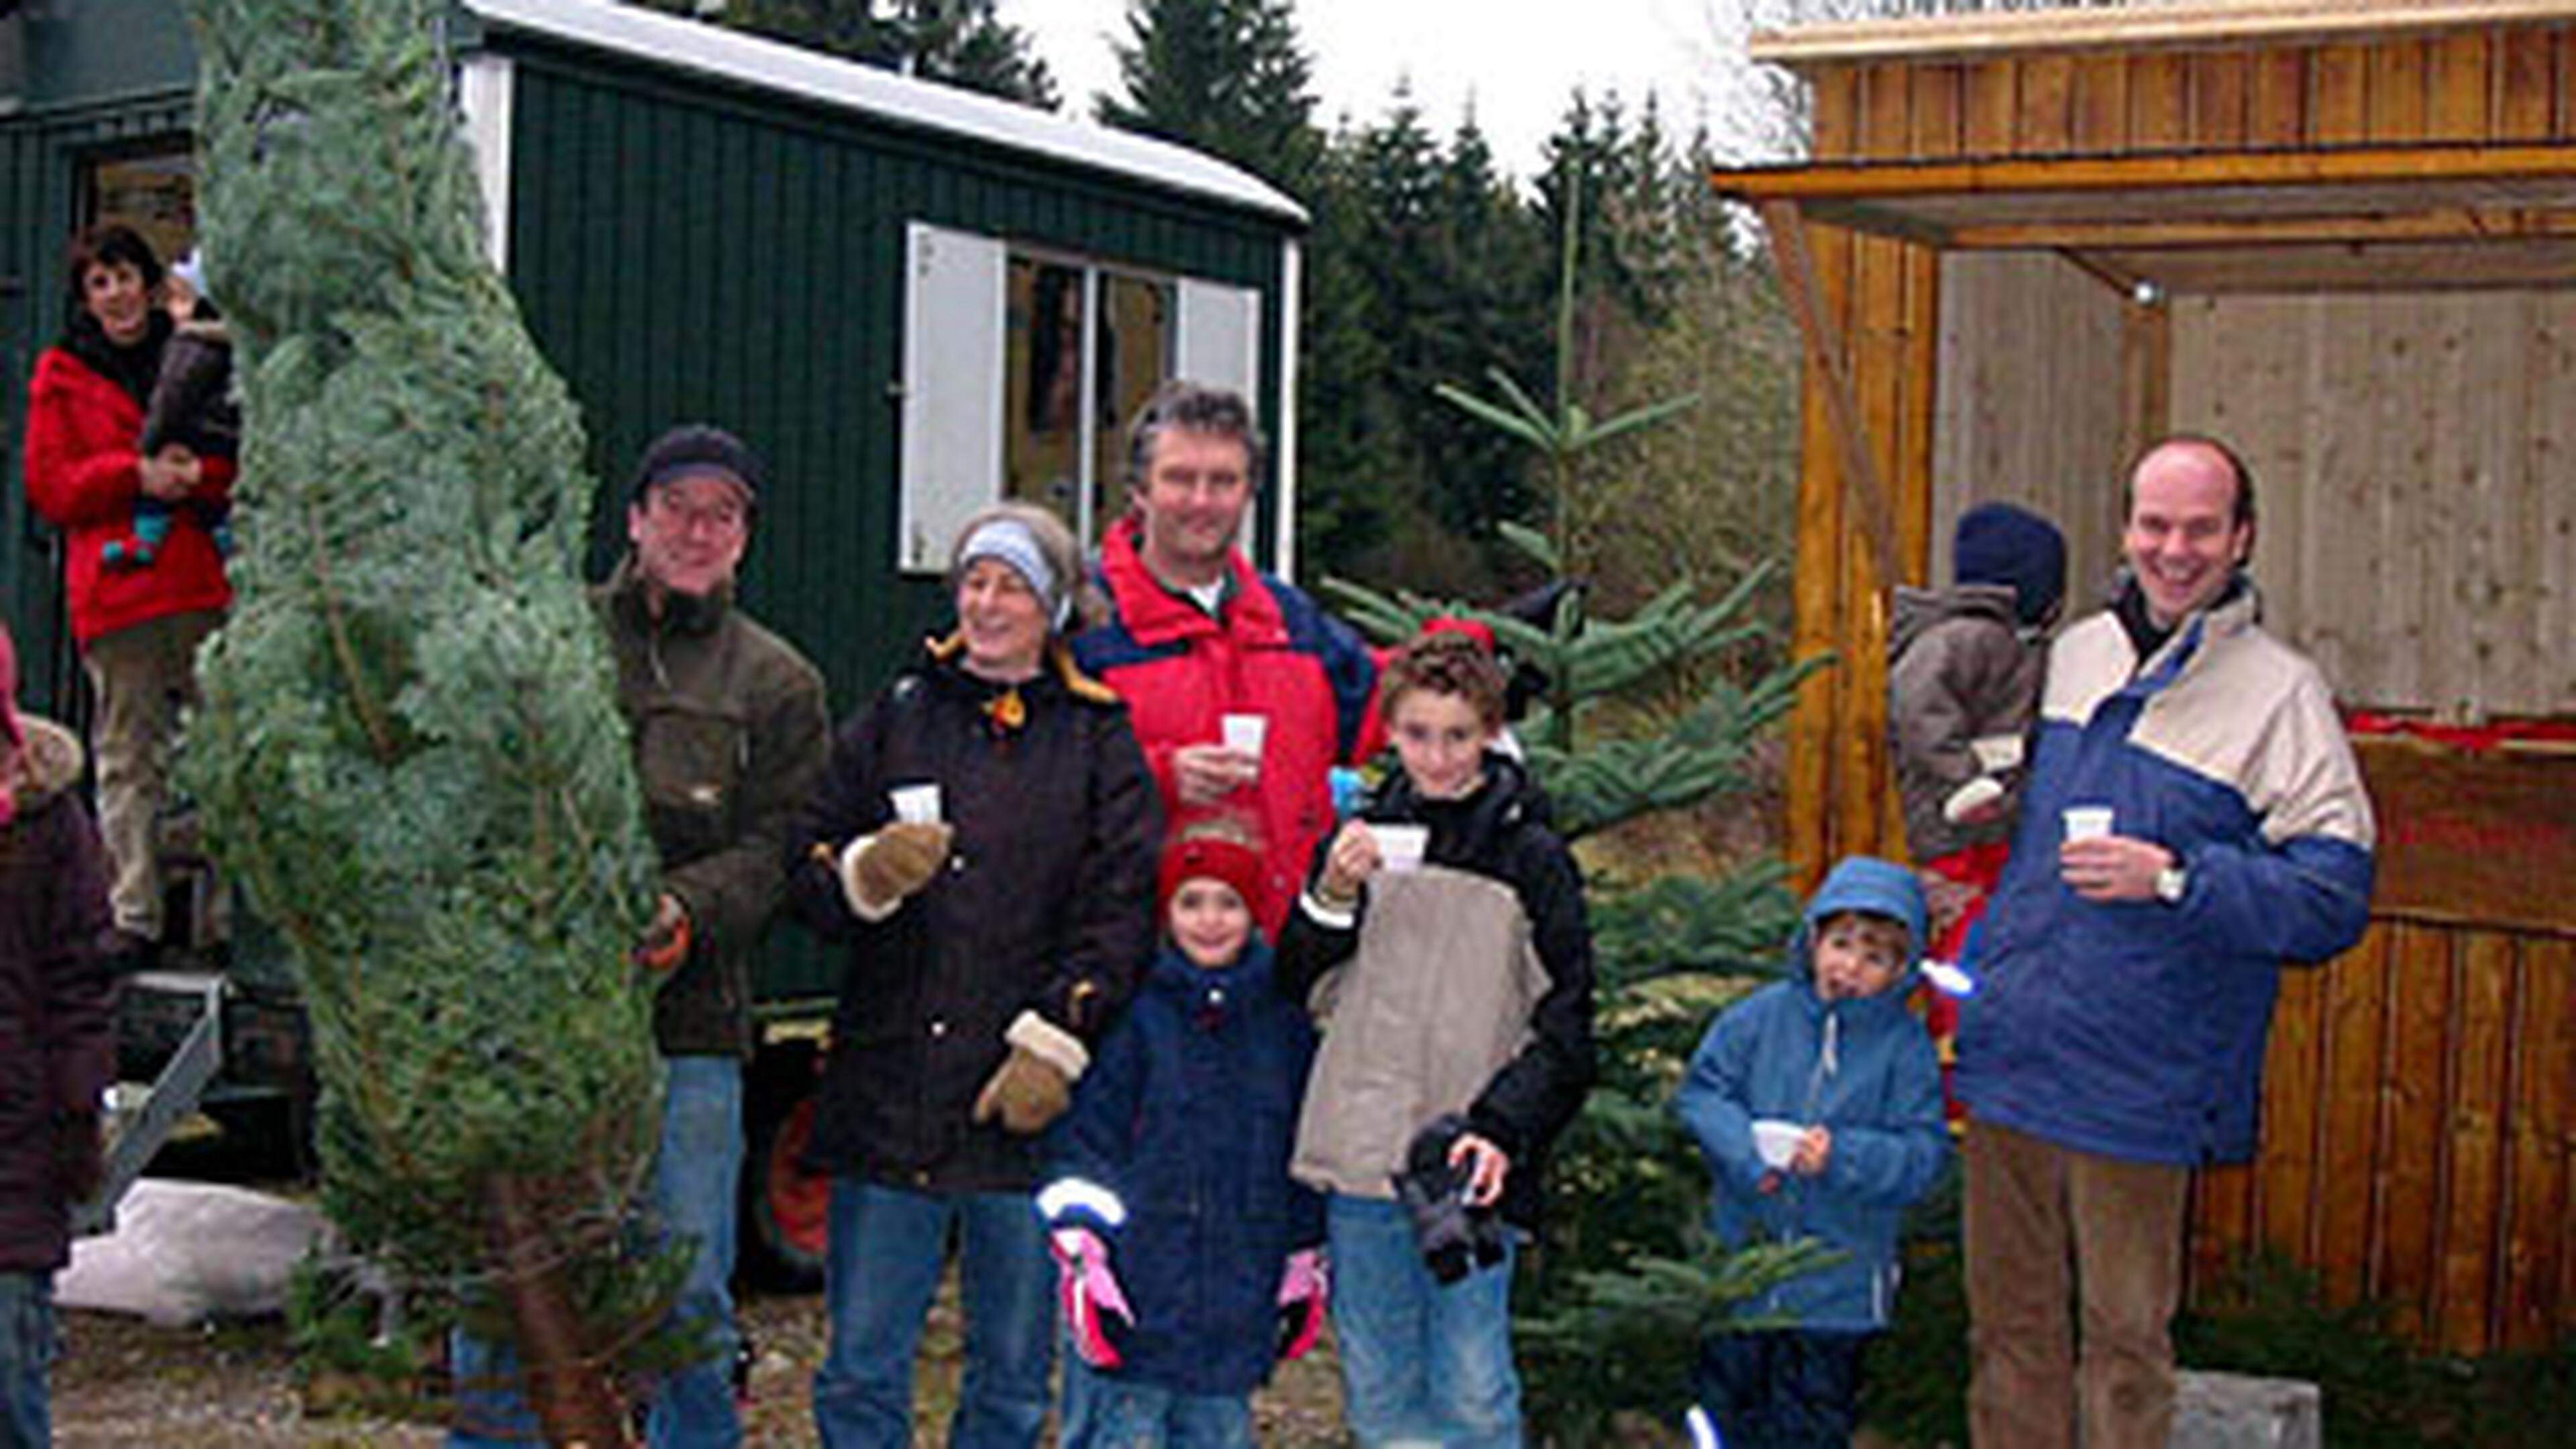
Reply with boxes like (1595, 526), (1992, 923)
(1016, 0), (1772, 182)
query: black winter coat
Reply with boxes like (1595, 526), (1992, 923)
(788, 641), (1161, 1193)
(598, 559), (831, 1057)
(1277, 753), (1595, 1231)
(0, 720), (112, 1273)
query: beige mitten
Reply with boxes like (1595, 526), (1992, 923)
(839, 820), (954, 915)
(972, 1011), (1091, 1134)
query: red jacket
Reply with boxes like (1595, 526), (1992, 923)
(1073, 517), (1377, 936)
(24, 345), (234, 644)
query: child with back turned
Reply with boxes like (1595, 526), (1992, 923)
(1674, 856), (1950, 1448)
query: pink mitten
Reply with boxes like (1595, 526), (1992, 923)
(1275, 1248), (1330, 1362)
(1049, 1226), (1134, 1369)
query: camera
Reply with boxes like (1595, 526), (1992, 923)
(1390, 1114), (1511, 1284)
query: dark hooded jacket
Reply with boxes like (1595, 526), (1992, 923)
(788, 640), (1162, 1192)
(1888, 581), (2046, 861)
(1277, 753), (1595, 1231)
(596, 557), (831, 1057)
(0, 718), (113, 1273)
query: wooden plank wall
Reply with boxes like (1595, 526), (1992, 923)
(1802, 19), (2576, 164)
(2169, 291), (2576, 719)
(1929, 252), (2133, 611)
(1780, 58), (1947, 883)
(2192, 922), (2576, 1355)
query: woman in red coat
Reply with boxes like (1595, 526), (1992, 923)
(22, 223), (234, 968)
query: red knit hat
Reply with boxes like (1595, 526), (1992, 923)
(1158, 832), (1269, 927)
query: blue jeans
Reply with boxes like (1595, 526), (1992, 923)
(451, 1057), (744, 1448)
(1327, 1193), (1521, 1448)
(0, 1273), (55, 1449)
(1059, 1358), (1254, 1449)
(646, 1055), (745, 1447)
(812, 1179), (1052, 1449)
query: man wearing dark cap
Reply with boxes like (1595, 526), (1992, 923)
(455, 425), (828, 1447)
(611, 425), (828, 1446)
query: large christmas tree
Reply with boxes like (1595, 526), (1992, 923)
(179, 1), (669, 1440)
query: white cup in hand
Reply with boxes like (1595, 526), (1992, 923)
(1752, 1119), (1805, 1171)
(1371, 823), (1428, 873)
(2062, 805), (2114, 842)
(1222, 713), (1267, 774)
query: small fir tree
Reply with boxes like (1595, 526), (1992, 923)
(180, 1), (676, 1440)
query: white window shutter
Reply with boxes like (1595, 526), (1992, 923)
(1175, 278), (1260, 405)
(900, 223), (1006, 574)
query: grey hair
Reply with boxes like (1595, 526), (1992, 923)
(1123, 380), (1264, 492)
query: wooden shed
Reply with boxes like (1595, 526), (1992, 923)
(1719, 0), (2576, 1354)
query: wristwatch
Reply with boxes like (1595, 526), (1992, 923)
(2154, 862), (2189, 905)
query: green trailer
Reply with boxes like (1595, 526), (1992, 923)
(5, 0), (1307, 1284)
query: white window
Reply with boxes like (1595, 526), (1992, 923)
(899, 222), (1260, 572)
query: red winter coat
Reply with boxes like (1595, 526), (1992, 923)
(1073, 517), (1377, 936)
(24, 345), (235, 645)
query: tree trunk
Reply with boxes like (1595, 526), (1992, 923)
(486, 1175), (631, 1448)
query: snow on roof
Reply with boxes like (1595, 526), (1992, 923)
(463, 0), (1307, 226)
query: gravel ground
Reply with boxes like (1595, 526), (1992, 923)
(54, 1284), (1352, 1446)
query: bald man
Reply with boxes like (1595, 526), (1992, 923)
(1953, 436), (2377, 1449)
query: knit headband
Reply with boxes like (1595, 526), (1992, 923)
(957, 519), (1068, 629)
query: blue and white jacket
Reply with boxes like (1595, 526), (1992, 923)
(1955, 584), (2376, 1167)
(1675, 857), (1950, 1332)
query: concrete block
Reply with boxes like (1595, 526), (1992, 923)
(2171, 1368), (2322, 1449)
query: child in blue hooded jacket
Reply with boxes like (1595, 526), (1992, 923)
(1674, 856), (1950, 1447)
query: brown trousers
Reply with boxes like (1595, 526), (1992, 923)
(1964, 1119), (2190, 1449)
(82, 608), (220, 940)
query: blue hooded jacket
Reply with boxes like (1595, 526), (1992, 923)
(1046, 936), (1323, 1396)
(1674, 857), (1951, 1332)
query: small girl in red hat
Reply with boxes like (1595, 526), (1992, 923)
(1039, 820), (1327, 1448)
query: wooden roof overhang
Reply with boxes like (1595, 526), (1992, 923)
(1720, 144), (2576, 297)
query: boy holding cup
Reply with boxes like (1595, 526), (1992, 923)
(1673, 857), (1950, 1446)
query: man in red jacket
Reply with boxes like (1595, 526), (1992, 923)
(1072, 382), (1376, 936)
(23, 224), (235, 970)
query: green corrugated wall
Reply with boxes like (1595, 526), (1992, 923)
(499, 35), (1294, 712)
(1, 14), (1299, 1010)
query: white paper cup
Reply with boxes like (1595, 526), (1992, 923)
(1752, 1119), (1805, 1171)
(1222, 712), (1268, 765)
(1371, 823), (1429, 873)
(1970, 733), (2025, 773)
(890, 784), (943, 825)
(2062, 805), (2114, 842)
